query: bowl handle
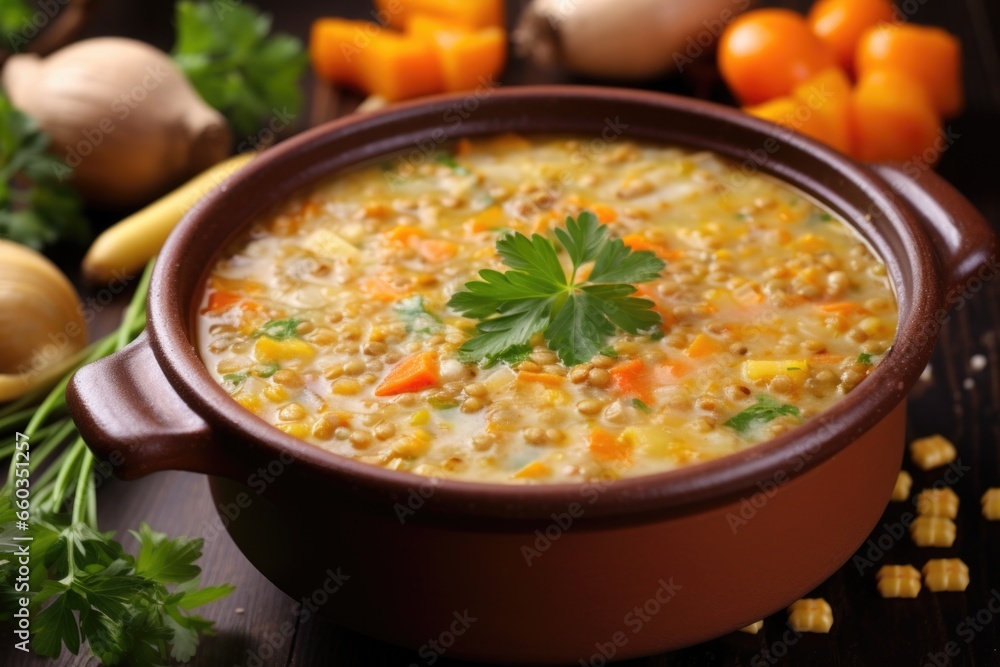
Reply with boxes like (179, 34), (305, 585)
(870, 164), (997, 293)
(67, 332), (234, 480)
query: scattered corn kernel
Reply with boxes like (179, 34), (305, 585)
(909, 434), (957, 471)
(876, 565), (922, 598)
(393, 435), (430, 459)
(787, 598), (833, 634)
(916, 487), (959, 518)
(235, 393), (262, 414)
(909, 516), (957, 547)
(263, 385), (288, 403)
(891, 471), (913, 501)
(739, 621), (764, 635)
(410, 409), (431, 426)
(332, 378), (361, 395)
(982, 488), (1000, 520)
(276, 422), (311, 439)
(922, 559), (969, 592)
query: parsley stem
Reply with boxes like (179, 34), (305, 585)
(45, 439), (85, 515)
(72, 446), (94, 526)
(0, 407), (35, 432)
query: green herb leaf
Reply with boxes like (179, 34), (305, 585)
(724, 395), (800, 435)
(173, 1), (308, 138)
(132, 523), (203, 584)
(449, 211), (666, 366)
(223, 372), (247, 385)
(253, 361), (280, 378)
(857, 352), (873, 365)
(0, 0), (31, 42)
(395, 296), (442, 334)
(435, 153), (470, 175)
(631, 398), (652, 414)
(0, 93), (88, 250)
(481, 343), (532, 368)
(253, 318), (301, 340)
(650, 329), (665, 341)
(32, 594), (80, 657)
(598, 346), (619, 359)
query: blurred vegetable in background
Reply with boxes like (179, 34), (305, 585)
(173, 0), (308, 138)
(0, 93), (87, 250)
(0, 0), (32, 39)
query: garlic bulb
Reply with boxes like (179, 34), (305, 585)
(2, 37), (232, 208)
(0, 241), (88, 401)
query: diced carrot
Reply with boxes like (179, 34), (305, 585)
(204, 290), (241, 313)
(591, 204), (618, 223)
(468, 205), (504, 233)
(517, 371), (565, 387)
(807, 353), (847, 364)
(387, 225), (427, 245)
(609, 359), (654, 404)
(818, 302), (870, 316)
(634, 285), (675, 329)
(361, 276), (410, 302)
(654, 360), (689, 384)
(685, 333), (723, 359)
(376, 0), (505, 30)
(589, 427), (632, 464)
(418, 239), (459, 263)
(375, 351), (440, 396)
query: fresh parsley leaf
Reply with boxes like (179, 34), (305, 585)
(253, 318), (301, 340)
(811, 211), (834, 223)
(0, 93), (88, 250)
(435, 153), (470, 175)
(395, 296), (442, 334)
(32, 593), (80, 657)
(857, 353), (873, 365)
(132, 523), (203, 584)
(650, 329), (665, 341)
(724, 395), (800, 435)
(631, 398), (652, 414)
(599, 346), (619, 359)
(481, 343), (532, 368)
(449, 211), (666, 366)
(172, 1), (308, 138)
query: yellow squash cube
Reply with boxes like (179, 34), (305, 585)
(254, 337), (317, 362)
(743, 360), (810, 385)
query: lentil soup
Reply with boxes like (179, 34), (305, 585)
(197, 135), (898, 483)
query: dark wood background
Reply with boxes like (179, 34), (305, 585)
(4, 0), (1000, 665)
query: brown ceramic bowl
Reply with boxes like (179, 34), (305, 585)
(67, 87), (995, 663)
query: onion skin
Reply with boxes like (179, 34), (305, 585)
(2, 37), (232, 208)
(514, 0), (752, 80)
(0, 241), (87, 401)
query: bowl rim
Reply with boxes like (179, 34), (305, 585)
(148, 85), (941, 520)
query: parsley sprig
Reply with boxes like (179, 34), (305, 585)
(724, 395), (801, 435)
(448, 211), (666, 366)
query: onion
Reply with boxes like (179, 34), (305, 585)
(514, 0), (751, 80)
(2, 37), (231, 208)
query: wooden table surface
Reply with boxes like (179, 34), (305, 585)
(5, 0), (1000, 665)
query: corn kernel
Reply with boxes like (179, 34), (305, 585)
(263, 385), (288, 403)
(410, 409), (430, 426)
(743, 360), (809, 384)
(787, 598), (833, 633)
(916, 487), (959, 518)
(909, 516), (957, 547)
(739, 621), (764, 635)
(276, 422), (311, 439)
(234, 393), (262, 414)
(876, 565), (921, 598)
(909, 435), (957, 471)
(982, 488), (1000, 520)
(254, 337), (317, 362)
(278, 403), (307, 422)
(922, 559), (969, 592)
(514, 461), (551, 479)
(891, 471), (913, 502)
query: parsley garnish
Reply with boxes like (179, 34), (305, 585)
(724, 395), (800, 435)
(253, 318), (301, 340)
(173, 1), (307, 138)
(435, 153), (471, 175)
(254, 361), (280, 377)
(395, 296), (442, 334)
(223, 372), (247, 385)
(857, 353), (873, 365)
(448, 211), (666, 366)
(599, 346), (619, 359)
(631, 398), (652, 414)
(0, 93), (88, 250)
(482, 343), (532, 368)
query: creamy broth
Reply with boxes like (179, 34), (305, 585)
(197, 135), (897, 483)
